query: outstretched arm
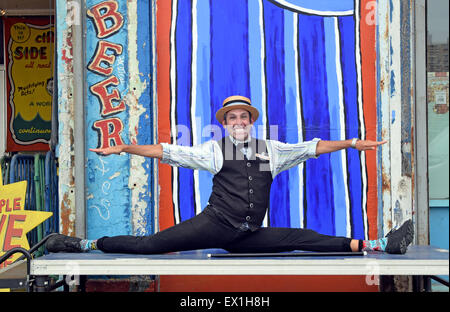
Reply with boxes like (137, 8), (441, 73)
(315, 139), (387, 156)
(90, 144), (163, 159)
(90, 141), (220, 174)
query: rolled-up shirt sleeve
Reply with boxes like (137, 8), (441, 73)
(160, 140), (223, 175)
(267, 138), (321, 178)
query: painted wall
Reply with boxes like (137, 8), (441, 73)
(56, 0), (77, 236)
(55, 0), (414, 248)
(54, 0), (417, 291)
(84, 0), (154, 239)
(56, 0), (155, 238)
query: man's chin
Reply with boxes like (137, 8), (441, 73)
(231, 132), (249, 141)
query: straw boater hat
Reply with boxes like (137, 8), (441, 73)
(215, 95), (260, 124)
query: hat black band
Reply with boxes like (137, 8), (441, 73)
(223, 99), (251, 107)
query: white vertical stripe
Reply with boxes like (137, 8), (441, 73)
(293, 13), (305, 228)
(268, 0), (354, 16)
(127, 0), (149, 235)
(378, 0), (391, 235)
(387, 0), (411, 228)
(333, 17), (351, 237)
(170, 0), (180, 224)
(258, 0), (268, 140)
(258, 0), (269, 227)
(191, 0), (202, 215)
(151, 0), (159, 232)
(354, 0), (368, 239)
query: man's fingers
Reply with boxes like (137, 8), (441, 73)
(90, 148), (106, 153)
(358, 140), (387, 151)
(89, 148), (111, 155)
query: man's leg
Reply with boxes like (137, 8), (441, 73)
(47, 211), (236, 254)
(97, 212), (228, 254)
(224, 227), (353, 253)
(224, 219), (414, 254)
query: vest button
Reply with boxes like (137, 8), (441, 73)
(249, 189), (254, 194)
(246, 216), (251, 221)
(248, 176), (253, 181)
(247, 162), (251, 167)
(249, 203), (254, 208)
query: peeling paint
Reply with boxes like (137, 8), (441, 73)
(60, 190), (75, 236)
(382, 171), (391, 192)
(80, 0), (154, 238)
(393, 200), (402, 227)
(57, 1), (76, 236)
(85, 0), (132, 238)
(388, 0), (413, 229)
(109, 171), (121, 180)
(127, 0), (150, 236)
(387, 219), (393, 232)
(390, 69), (396, 95)
(378, 0), (414, 244)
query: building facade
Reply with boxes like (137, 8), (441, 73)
(1, 0), (448, 291)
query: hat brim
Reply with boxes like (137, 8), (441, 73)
(216, 105), (259, 124)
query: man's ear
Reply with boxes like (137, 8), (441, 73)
(221, 119), (227, 127)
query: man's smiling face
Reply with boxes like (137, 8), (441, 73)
(221, 108), (255, 141)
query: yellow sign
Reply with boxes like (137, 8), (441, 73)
(9, 23), (54, 122)
(4, 17), (54, 151)
(0, 167), (52, 268)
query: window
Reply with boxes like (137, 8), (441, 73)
(427, 0), (449, 201)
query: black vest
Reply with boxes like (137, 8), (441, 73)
(207, 136), (273, 231)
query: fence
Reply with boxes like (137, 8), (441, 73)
(1, 152), (59, 256)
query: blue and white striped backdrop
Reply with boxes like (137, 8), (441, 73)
(164, 0), (368, 240)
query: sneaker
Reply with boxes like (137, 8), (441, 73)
(385, 219), (414, 254)
(45, 234), (83, 253)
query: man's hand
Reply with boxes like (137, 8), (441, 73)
(90, 145), (125, 155)
(316, 139), (387, 156)
(90, 144), (163, 159)
(354, 139), (387, 151)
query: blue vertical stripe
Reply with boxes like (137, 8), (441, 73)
(264, 1), (290, 228)
(248, 0), (266, 139)
(210, 0), (250, 129)
(338, 15), (364, 239)
(324, 17), (348, 237)
(284, 10), (300, 228)
(194, 0), (213, 210)
(176, 0), (195, 221)
(298, 13), (335, 235)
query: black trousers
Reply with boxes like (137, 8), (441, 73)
(96, 207), (353, 254)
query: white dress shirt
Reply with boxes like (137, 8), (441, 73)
(160, 136), (321, 178)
